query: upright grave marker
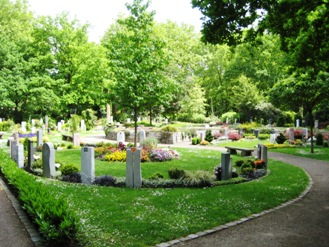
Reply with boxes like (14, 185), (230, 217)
(27, 140), (34, 171)
(42, 142), (56, 178)
(10, 139), (17, 160)
(37, 130), (43, 148)
(126, 148), (142, 188)
(15, 144), (24, 168)
(221, 152), (232, 180)
(117, 131), (125, 143)
(139, 129), (146, 146)
(81, 146), (95, 184)
(73, 133), (80, 146)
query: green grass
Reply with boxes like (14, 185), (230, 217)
(215, 139), (269, 148)
(44, 160), (308, 247)
(56, 148), (229, 178)
(270, 146), (329, 161)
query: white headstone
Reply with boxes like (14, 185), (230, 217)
(109, 116), (114, 124)
(31, 127), (36, 133)
(42, 142), (56, 178)
(73, 133), (80, 146)
(296, 119), (300, 128)
(21, 121), (27, 132)
(81, 146), (95, 184)
(40, 118), (43, 124)
(0, 118), (2, 122)
(200, 131), (206, 141)
(57, 122), (62, 131)
(15, 144), (24, 168)
(139, 129), (146, 146)
(164, 118), (168, 124)
(37, 130), (43, 148)
(126, 148), (142, 188)
(126, 118), (131, 123)
(137, 117), (141, 122)
(270, 134), (279, 144)
(302, 128), (308, 140)
(226, 117), (229, 124)
(45, 115), (49, 128)
(31, 119), (35, 127)
(80, 119), (86, 131)
(117, 131), (125, 143)
(315, 120), (319, 129)
(61, 120), (65, 125)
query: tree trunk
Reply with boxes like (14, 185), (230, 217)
(149, 107), (153, 126)
(308, 110), (314, 154)
(134, 107), (138, 147)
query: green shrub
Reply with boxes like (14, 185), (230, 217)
(275, 133), (287, 144)
(141, 137), (158, 150)
(62, 173), (82, 183)
(0, 151), (78, 244)
(205, 130), (214, 142)
(168, 168), (185, 179)
(161, 125), (178, 132)
(60, 164), (79, 176)
(192, 137), (200, 145)
(32, 159), (42, 170)
(149, 173), (164, 180)
(0, 120), (14, 131)
(235, 160), (245, 167)
(67, 144), (74, 149)
(93, 175), (117, 186)
(316, 133), (324, 146)
(258, 134), (270, 140)
(240, 162), (254, 175)
(183, 171), (214, 188)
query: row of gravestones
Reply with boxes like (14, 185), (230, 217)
(221, 144), (268, 180)
(117, 130), (146, 144)
(9, 137), (143, 188)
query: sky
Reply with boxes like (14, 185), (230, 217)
(27, 0), (204, 43)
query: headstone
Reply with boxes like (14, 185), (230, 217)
(0, 118), (2, 122)
(10, 140), (17, 160)
(200, 131), (206, 141)
(61, 120), (65, 125)
(164, 118), (168, 124)
(15, 144), (24, 168)
(80, 119), (86, 131)
(315, 120), (319, 129)
(27, 140), (34, 171)
(109, 116), (114, 124)
(57, 122), (62, 131)
(37, 130), (43, 148)
(117, 131), (125, 143)
(260, 145), (268, 170)
(226, 117), (229, 125)
(31, 119), (35, 127)
(302, 128), (308, 140)
(14, 132), (19, 142)
(45, 115), (49, 128)
(126, 148), (142, 188)
(257, 144), (262, 159)
(296, 119), (300, 128)
(31, 127), (36, 133)
(270, 134), (278, 144)
(73, 133), (80, 146)
(289, 128), (294, 142)
(21, 121), (27, 132)
(224, 128), (229, 137)
(126, 118), (131, 123)
(137, 117), (141, 122)
(81, 146), (95, 184)
(40, 118), (43, 124)
(42, 142), (56, 178)
(139, 129), (146, 146)
(234, 118), (237, 124)
(221, 152), (232, 180)
(254, 129), (259, 138)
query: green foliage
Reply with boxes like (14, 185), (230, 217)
(221, 111), (239, 124)
(258, 134), (269, 140)
(205, 130), (214, 142)
(275, 133), (287, 144)
(240, 162), (254, 175)
(0, 150), (79, 244)
(183, 171), (214, 187)
(0, 120), (14, 131)
(93, 175), (117, 186)
(161, 125), (178, 132)
(149, 173), (164, 180)
(141, 137), (158, 150)
(316, 133), (324, 146)
(168, 168), (185, 179)
(81, 109), (97, 130)
(69, 114), (81, 133)
(60, 164), (79, 176)
(192, 137), (200, 145)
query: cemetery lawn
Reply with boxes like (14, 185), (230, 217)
(270, 146), (329, 162)
(215, 139), (269, 149)
(52, 148), (309, 247)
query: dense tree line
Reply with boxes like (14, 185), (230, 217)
(1, 0), (327, 127)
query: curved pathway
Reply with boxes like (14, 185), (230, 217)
(173, 152), (329, 247)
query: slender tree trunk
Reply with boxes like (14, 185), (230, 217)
(308, 109), (314, 154)
(134, 107), (138, 147)
(149, 107), (152, 126)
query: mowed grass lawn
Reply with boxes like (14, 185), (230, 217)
(51, 147), (309, 247)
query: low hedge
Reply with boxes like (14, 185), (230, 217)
(0, 150), (79, 245)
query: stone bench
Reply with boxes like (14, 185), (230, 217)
(225, 146), (255, 156)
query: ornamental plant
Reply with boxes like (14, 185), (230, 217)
(149, 149), (174, 162)
(228, 132), (241, 141)
(253, 159), (265, 169)
(105, 150), (127, 162)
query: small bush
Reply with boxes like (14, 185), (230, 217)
(93, 175), (116, 186)
(105, 150), (126, 162)
(62, 172), (82, 183)
(192, 137), (200, 145)
(200, 140), (209, 145)
(183, 171), (214, 188)
(205, 130), (214, 142)
(161, 125), (178, 132)
(228, 133), (241, 141)
(141, 137), (158, 150)
(67, 144), (74, 149)
(60, 164), (79, 176)
(258, 134), (269, 140)
(168, 168), (185, 179)
(275, 133), (287, 144)
(149, 173), (164, 180)
(235, 160), (245, 167)
(214, 165), (222, 180)
(240, 162), (254, 175)
(149, 149), (174, 162)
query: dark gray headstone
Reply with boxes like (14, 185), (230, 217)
(27, 140), (34, 171)
(42, 142), (55, 178)
(221, 152), (232, 180)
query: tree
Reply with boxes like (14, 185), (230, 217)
(192, 0), (329, 152)
(102, 0), (169, 146)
